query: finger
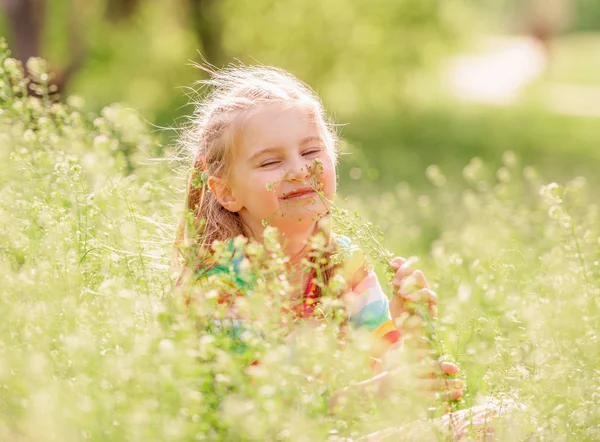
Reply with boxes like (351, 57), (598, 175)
(439, 389), (464, 402)
(398, 288), (438, 305)
(419, 361), (459, 378)
(391, 261), (414, 287)
(390, 256), (407, 271)
(410, 270), (428, 290)
(440, 361), (460, 375)
(398, 270), (428, 295)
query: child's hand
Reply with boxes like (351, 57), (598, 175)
(426, 360), (464, 402)
(392, 359), (464, 403)
(389, 257), (438, 320)
(328, 359), (464, 411)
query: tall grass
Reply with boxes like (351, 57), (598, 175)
(1, 44), (598, 440)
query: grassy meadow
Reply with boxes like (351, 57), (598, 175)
(1, 43), (600, 441)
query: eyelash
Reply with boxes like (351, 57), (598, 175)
(258, 148), (322, 168)
(303, 148), (321, 157)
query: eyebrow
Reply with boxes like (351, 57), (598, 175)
(299, 136), (324, 145)
(248, 147), (283, 162)
(248, 136), (325, 162)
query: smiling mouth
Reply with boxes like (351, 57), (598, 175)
(282, 187), (317, 200)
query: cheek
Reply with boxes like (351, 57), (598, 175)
(325, 170), (337, 196)
(249, 172), (284, 208)
(320, 157), (337, 193)
(258, 170), (287, 192)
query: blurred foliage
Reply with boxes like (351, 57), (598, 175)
(217, 0), (470, 114)
(2, 46), (600, 440)
(2, 0), (600, 195)
(49, 0), (201, 128)
(0, 0), (473, 127)
(337, 105), (600, 195)
(574, 0), (600, 30)
(543, 33), (600, 84)
(475, 0), (600, 33)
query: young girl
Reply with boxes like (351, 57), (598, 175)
(174, 65), (512, 439)
(175, 65), (439, 350)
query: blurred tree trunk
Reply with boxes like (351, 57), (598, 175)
(188, 0), (224, 66)
(105, 0), (141, 22)
(1, 0), (45, 64)
(0, 0), (86, 97)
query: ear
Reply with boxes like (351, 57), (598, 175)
(207, 176), (243, 213)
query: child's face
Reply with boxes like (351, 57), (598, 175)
(225, 102), (337, 236)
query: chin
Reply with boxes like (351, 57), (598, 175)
(285, 198), (329, 217)
(287, 215), (328, 234)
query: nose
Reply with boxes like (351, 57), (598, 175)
(285, 154), (311, 182)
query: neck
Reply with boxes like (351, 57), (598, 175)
(240, 218), (318, 265)
(241, 217), (331, 296)
(281, 223), (318, 267)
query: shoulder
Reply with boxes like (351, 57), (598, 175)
(333, 234), (360, 256)
(195, 238), (249, 287)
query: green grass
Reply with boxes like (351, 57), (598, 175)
(548, 33), (600, 86)
(338, 103), (600, 196)
(1, 47), (600, 440)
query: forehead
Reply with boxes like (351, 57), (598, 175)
(236, 102), (324, 154)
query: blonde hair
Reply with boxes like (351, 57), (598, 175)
(175, 65), (338, 275)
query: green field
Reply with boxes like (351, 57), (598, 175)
(1, 42), (599, 440)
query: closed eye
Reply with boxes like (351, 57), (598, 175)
(302, 148), (322, 157)
(259, 160), (281, 168)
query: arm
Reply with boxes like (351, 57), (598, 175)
(335, 237), (437, 355)
(338, 243), (402, 359)
(345, 264), (402, 349)
(328, 360), (464, 411)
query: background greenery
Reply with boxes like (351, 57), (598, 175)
(3, 0), (600, 193)
(1, 1), (600, 440)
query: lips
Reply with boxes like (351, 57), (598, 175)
(282, 187), (316, 200)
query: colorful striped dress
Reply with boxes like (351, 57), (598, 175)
(335, 235), (402, 347)
(194, 235), (401, 353)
